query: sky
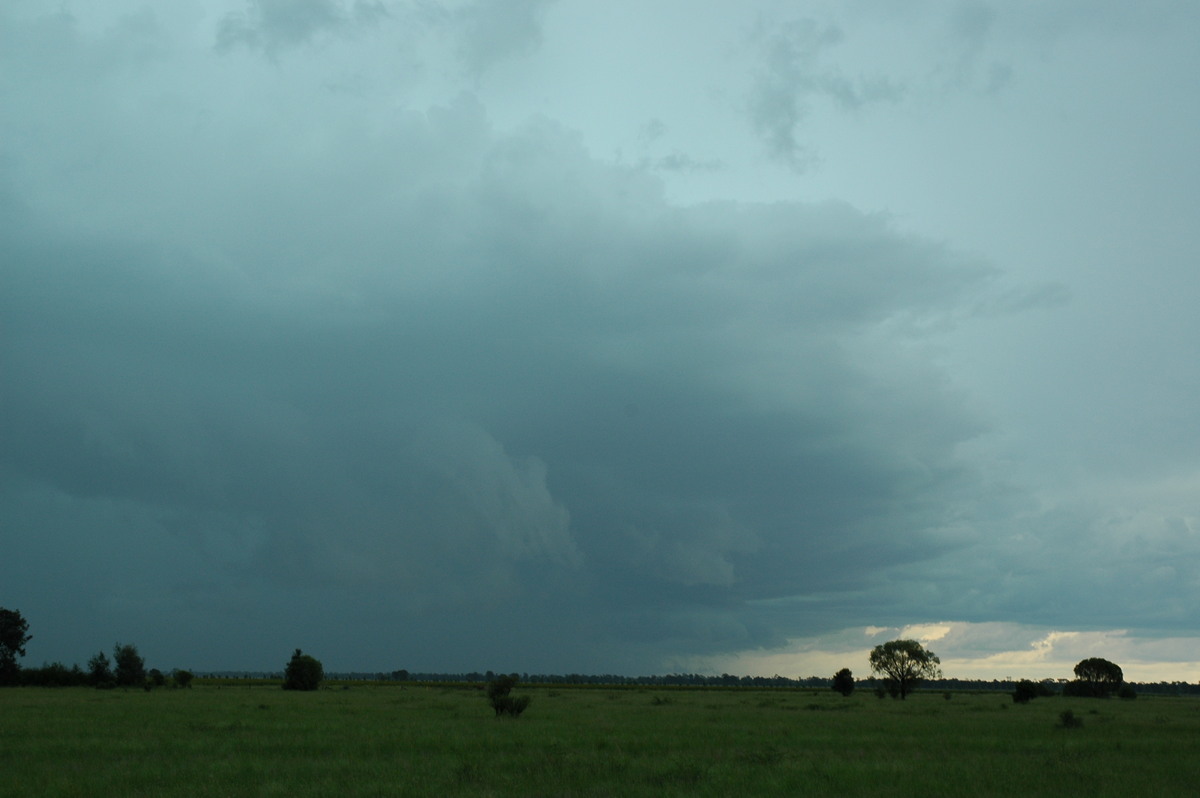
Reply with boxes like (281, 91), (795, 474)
(3, 0), (1200, 682)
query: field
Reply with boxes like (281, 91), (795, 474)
(3, 684), (1199, 796)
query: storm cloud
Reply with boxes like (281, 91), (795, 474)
(3, 1), (1200, 678)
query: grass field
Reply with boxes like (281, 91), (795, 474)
(2, 684), (1199, 796)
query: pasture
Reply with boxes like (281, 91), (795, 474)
(2, 683), (1198, 796)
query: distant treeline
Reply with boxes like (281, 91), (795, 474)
(13, 661), (192, 689)
(178, 670), (1200, 696)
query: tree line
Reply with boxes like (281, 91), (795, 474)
(0, 608), (194, 689)
(0, 607), (1170, 698)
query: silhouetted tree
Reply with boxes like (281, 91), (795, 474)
(113, 643), (146, 687)
(88, 651), (115, 688)
(283, 649), (323, 691)
(1064, 657), (1123, 698)
(831, 668), (855, 696)
(172, 669), (194, 689)
(868, 639), (941, 700)
(0, 608), (32, 685)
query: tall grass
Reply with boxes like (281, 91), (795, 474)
(2, 686), (1198, 796)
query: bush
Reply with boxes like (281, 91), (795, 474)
(1058, 710), (1084, 729)
(1118, 684), (1137, 700)
(1012, 679), (1052, 704)
(831, 668), (855, 697)
(486, 673), (531, 718)
(283, 649), (324, 691)
(172, 669), (194, 689)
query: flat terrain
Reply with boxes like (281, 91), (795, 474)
(2, 684), (1198, 796)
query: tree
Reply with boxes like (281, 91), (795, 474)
(831, 668), (855, 697)
(172, 669), (195, 689)
(0, 608), (32, 685)
(88, 651), (115, 688)
(113, 643), (147, 687)
(868, 639), (941, 700)
(1064, 657), (1123, 698)
(283, 649), (323, 691)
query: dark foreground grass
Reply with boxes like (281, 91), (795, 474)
(3, 685), (1199, 796)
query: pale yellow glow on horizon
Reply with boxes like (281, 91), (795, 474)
(686, 622), (1200, 684)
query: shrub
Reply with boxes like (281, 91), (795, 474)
(283, 649), (324, 691)
(1012, 679), (1041, 704)
(1058, 710), (1084, 729)
(486, 673), (531, 718)
(172, 669), (194, 689)
(1118, 684), (1137, 700)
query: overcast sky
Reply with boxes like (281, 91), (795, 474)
(4, 0), (1200, 681)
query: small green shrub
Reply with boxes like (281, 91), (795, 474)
(1058, 710), (1084, 729)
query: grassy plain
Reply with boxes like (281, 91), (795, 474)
(2, 683), (1199, 796)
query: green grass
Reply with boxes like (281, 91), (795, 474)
(2, 686), (1199, 796)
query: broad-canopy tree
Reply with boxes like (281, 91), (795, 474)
(869, 639), (941, 700)
(0, 608), (32, 685)
(283, 649), (324, 691)
(1065, 657), (1124, 698)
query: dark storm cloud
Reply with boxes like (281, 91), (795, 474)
(0, 65), (1001, 670)
(9, 1), (1195, 675)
